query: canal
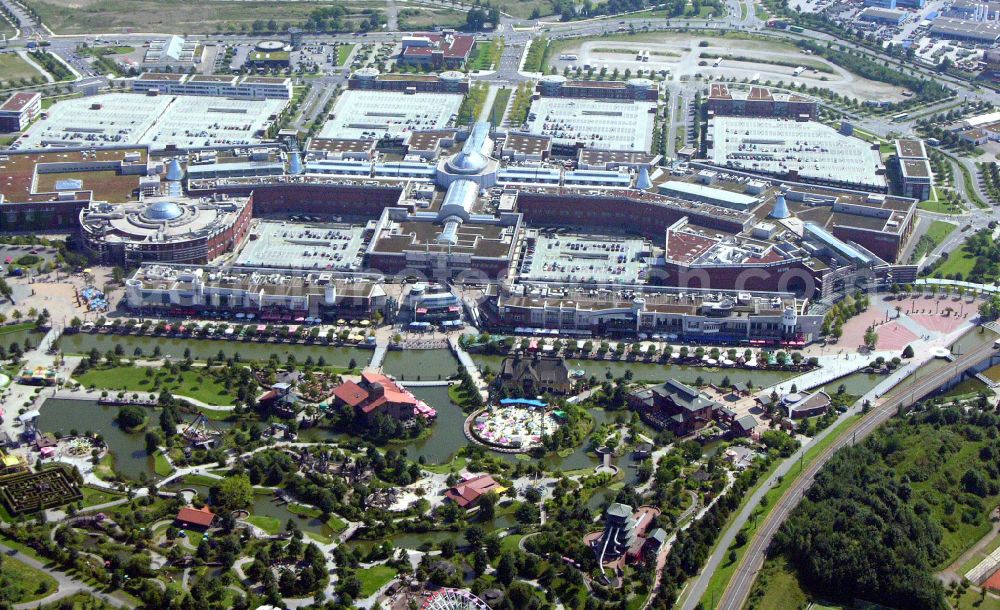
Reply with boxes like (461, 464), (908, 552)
(57, 333), (373, 369)
(472, 354), (803, 389)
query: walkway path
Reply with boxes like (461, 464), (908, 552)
(449, 337), (488, 400)
(369, 341), (388, 370)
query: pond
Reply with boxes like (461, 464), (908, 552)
(295, 386), (471, 466)
(38, 398), (231, 482)
(472, 354), (801, 390)
(57, 333), (371, 369)
(38, 398), (156, 482)
(250, 492), (336, 541)
(162, 479), (336, 541)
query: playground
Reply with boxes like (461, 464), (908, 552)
(468, 398), (564, 451)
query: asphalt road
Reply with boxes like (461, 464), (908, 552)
(712, 338), (997, 610)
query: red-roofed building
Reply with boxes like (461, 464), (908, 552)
(444, 474), (500, 509)
(0, 92), (41, 131)
(175, 505), (216, 530)
(399, 32), (475, 69)
(331, 380), (369, 408)
(331, 371), (436, 422)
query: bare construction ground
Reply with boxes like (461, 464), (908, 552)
(549, 33), (909, 103)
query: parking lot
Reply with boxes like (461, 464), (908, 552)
(234, 220), (369, 270)
(318, 89), (463, 139)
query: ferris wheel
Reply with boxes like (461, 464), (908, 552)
(420, 589), (490, 610)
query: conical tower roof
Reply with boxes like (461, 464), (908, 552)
(165, 158), (184, 181)
(770, 192), (790, 219)
(636, 166), (652, 190)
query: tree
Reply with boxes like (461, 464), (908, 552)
(144, 431), (161, 455)
(864, 327), (879, 350)
(212, 474), (254, 511)
(497, 552), (516, 585)
(902, 344), (915, 358)
(116, 406), (145, 431)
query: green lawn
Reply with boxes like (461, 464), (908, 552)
(80, 485), (124, 508)
(500, 533), (523, 555)
(0, 322), (36, 336)
(950, 586), (1000, 610)
(918, 194), (965, 215)
(910, 220), (957, 262)
(468, 39), (504, 72)
(336, 44), (355, 65)
(744, 555), (809, 610)
(355, 565), (398, 598)
(245, 515), (281, 534)
(932, 241), (979, 279)
(0, 53), (45, 87)
(23, 0), (387, 34)
(522, 37), (548, 73)
(490, 87), (512, 125)
(75, 365), (235, 406)
(697, 415), (861, 610)
(0, 556), (58, 603)
(38, 592), (118, 610)
(153, 451), (174, 477)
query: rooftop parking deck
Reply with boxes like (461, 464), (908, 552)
(519, 230), (650, 284)
(14, 93), (287, 150)
(319, 90), (463, 141)
(525, 97), (656, 152)
(707, 117), (886, 190)
(234, 220), (370, 271)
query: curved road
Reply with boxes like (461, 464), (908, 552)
(713, 337), (996, 610)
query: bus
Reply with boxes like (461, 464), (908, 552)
(891, 112), (909, 121)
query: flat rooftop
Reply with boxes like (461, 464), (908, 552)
(503, 132), (551, 158)
(13, 93), (287, 150)
(307, 138), (376, 156)
(930, 18), (1000, 42)
(500, 283), (800, 317)
(131, 263), (383, 299)
(578, 149), (658, 166)
(525, 97), (656, 152)
(371, 218), (514, 259)
(234, 220), (369, 271)
(406, 129), (457, 154)
(319, 90), (462, 140)
(707, 117), (886, 190)
(520, 230), (650, 284)
(900, 158), (931, 179)
(0, 147), (147, 204)
(895, 138), (926, 159)
(0, 92), (39, 113)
